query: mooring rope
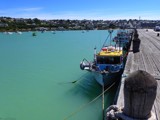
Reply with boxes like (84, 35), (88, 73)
(58, 72), (89, 84)
(63, 82), (116, 120)
(102, 84), (105, 120)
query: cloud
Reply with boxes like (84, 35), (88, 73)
(0, 8), (159, 20)
(0, 10), (6, 14)
(20, 7), (43, 12)
(0, 7), (44, 18)
(0, 7), (43, 15)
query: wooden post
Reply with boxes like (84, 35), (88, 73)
(123, 70), (157, 119)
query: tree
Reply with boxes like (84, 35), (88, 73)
(109, 23), (116, 29)
(33, 18), (41, 25)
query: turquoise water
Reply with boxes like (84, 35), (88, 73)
(0, 30), (118, 120)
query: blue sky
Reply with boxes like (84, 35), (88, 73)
(0, 0), (160, 20)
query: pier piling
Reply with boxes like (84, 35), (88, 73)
(123, 70), (157, 119)
(132, 30), (141, 53)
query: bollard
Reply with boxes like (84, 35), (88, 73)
(134, 33), (139, 39)
(134, 29), (138, 35)
(123, 70), (157, 119)
(132, 37), (141, 53)
(133, 30), (141, 53)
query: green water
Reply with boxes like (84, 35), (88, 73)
(0, 30), (118, 120)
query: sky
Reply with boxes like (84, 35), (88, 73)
(0, 0), (160, 20)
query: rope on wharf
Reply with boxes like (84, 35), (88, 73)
(63, 82), (116, 120)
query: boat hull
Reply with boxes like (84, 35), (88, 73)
(92, 70), (123, 86)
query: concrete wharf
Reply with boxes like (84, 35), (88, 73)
(116, 29), (160, 120)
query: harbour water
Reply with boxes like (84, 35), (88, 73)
(0, 30), (118, 120)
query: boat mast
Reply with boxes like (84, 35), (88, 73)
(119, 32), (120, 52)
(94, 46), (97, 63)
(108, 29), (113, 46)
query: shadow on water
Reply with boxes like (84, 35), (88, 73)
(67, 72), (121, 110)
(70, 73), (102, 100)
(60, 72), (121, 120)
(68, 72), (120, 102)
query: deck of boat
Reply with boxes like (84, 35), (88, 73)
(116, 29), (160, 120)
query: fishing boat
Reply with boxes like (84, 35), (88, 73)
(80, 30), (125, 86)
(16, 31), (22, 34)
(7, 32), (13, 35)
(32, 32), (37, 36)
(51, 31), (56, 34)
(113, 29), (132, 51)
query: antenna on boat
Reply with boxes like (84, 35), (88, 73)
(101, 34), (110, 50)
(118, 33), (121, 52)
(117, 31), (121, 52)
(108, 29), (113, 46)
(119, 40), (121, 52)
